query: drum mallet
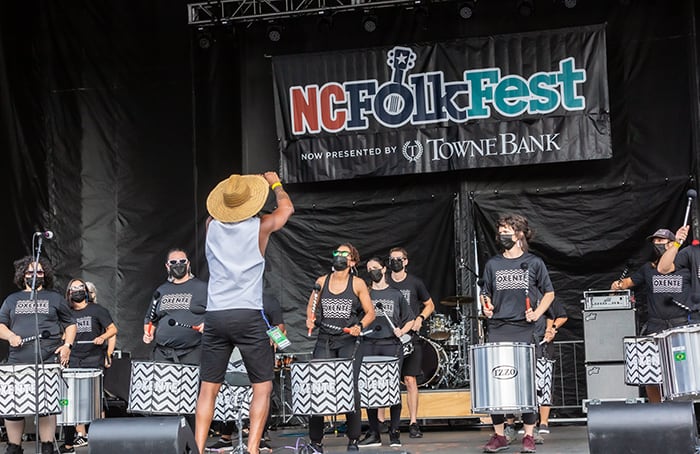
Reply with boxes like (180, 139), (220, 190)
(682, 189), (697, 228)
(521, 262), (531, 312)
(20, 330), (50, 346)
(168, 319), (202, 331)
(308, 283), (321, 336)
(146, 290), (161, 336)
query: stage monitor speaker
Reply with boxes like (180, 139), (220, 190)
(587, 400), (698, 454)
(88, 416), (197, 454)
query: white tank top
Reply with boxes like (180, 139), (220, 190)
(206, 217), (264, 311)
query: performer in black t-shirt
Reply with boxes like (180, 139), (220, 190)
(358, 257), (413, 449)
(60, 278), (118, 453)
(142, 248), (207, 365)
(481, 214), (554, 454)
(612, 228), (697, 402)
(0, 256), (76, 454)
(305, 243), (374, 453)
(385, 247), (434, 439)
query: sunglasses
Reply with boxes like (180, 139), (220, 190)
(25, 270), (45, 276)
(70, 286), (86, 292)
(168, 259), (188, 265)
(332, 250), (351, 257)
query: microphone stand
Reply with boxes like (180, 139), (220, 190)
(29, 233), (45, 454)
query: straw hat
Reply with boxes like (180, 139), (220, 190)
(206, 174), (269, 223)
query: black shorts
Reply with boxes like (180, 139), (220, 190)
(200, 309), (274, 384)
(401, 339), (423, 377)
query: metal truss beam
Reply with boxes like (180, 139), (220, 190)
(187, 0), (424, 25)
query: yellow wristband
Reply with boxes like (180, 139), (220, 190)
(271, 182), (282, 190)
(674, 241), (681, 248)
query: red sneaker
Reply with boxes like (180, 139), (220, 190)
(522, 434), (536, 453)
(483, 433), (509, 453)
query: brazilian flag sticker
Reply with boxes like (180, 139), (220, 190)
(675, 351), (687, 361)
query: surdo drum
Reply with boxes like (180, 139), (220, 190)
(358, 356), (400, 408)
(128, 361), (200, 414)
(469, 342), (537, 413)
(0, 364), (62, 417)
(623, 336), (662, 386)
(290, 358), (355, 415)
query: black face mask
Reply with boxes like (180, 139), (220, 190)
(25, 277), (44, 288)
(332, 256), (348, 271)
(70, 290), (86, 303)
(498, 234), (516, 250)
(169, 263), (188, 279)
(388, 258), (404, 273)
(369, 269), (384, 283)
(653, 243), (667, 258)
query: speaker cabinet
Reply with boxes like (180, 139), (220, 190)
(587, 400), (698, 453)
(585, 363), (639, 400)
(583, 309), (636, 362)
(88, 416), (197, 454)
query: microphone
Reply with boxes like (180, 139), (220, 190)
(34, 231), (54, 240)
(168, 318), (202, 331)
(683, 189), (697, 227)
(521, 263), (531, 311)
(20, 330), (51, 346)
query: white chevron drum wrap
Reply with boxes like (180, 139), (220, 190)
(290, 358), (355, 415)
(359, 356), (400, 409)
(214, 383), (252, 421)
(624, 336), (662, 385)
(0, 364), (62, 416)
(128, 361), (199, 415)
(535, 358), (554, 406)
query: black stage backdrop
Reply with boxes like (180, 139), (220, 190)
(1, 0), (700, 413)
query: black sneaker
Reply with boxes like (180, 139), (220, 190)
(308, 442), (324, 453)
(347, 438), (359, 451)
(40, 443), (55, 454)
(4, 443), (23, 454)
(408, 423), (423, 438)
(205, 437), (234, 452)
(58, 446), (74, 454)
(389, 430), (401, 447)
(358, 432), (381, 447)
(259, 439), (272, 452)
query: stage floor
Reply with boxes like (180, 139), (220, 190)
(14, 422), (591, 453)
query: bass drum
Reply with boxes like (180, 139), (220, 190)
(402, 337), (448, 388)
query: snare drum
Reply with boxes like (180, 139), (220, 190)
(57, 368), (103, 425)
(469, 342), (537, 413)
(656, 324), (700, 401)
(0, 364), (62, 417)
(128, 361), (199, 414)
(290, 358), (355, 415)
(359, 356), (400, 408)
(624, 336), (662, 385)
(428, 314), (450, 341)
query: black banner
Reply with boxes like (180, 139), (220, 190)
(273, 25), (610, 183)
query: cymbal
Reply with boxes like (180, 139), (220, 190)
(440, 295), (475, 306)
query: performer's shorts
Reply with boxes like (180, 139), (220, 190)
(200, 309), (274, 384)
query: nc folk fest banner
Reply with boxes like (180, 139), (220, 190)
(273, 25), (610, 183)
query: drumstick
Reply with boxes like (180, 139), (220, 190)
(20, 330), (50, 346)
(146, 290), (161, 336)
(477, 279), (492, 311)
(168, 319), (202, 331)
(308, 283), (321, 337)
(521, 262), (531, 311)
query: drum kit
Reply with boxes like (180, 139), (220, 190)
(415, 294), (480, 388)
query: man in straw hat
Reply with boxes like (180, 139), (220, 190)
(194, 171), (294, 454)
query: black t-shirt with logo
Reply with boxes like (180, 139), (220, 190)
(71, 303), (115, 360)
(0, 289), (75, 363)
(630, 263), (694, 321)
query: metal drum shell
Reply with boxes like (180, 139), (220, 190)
(57, 368), (103, 425)
(469, 342), (537, 414)
(656, 324), (700, 401)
